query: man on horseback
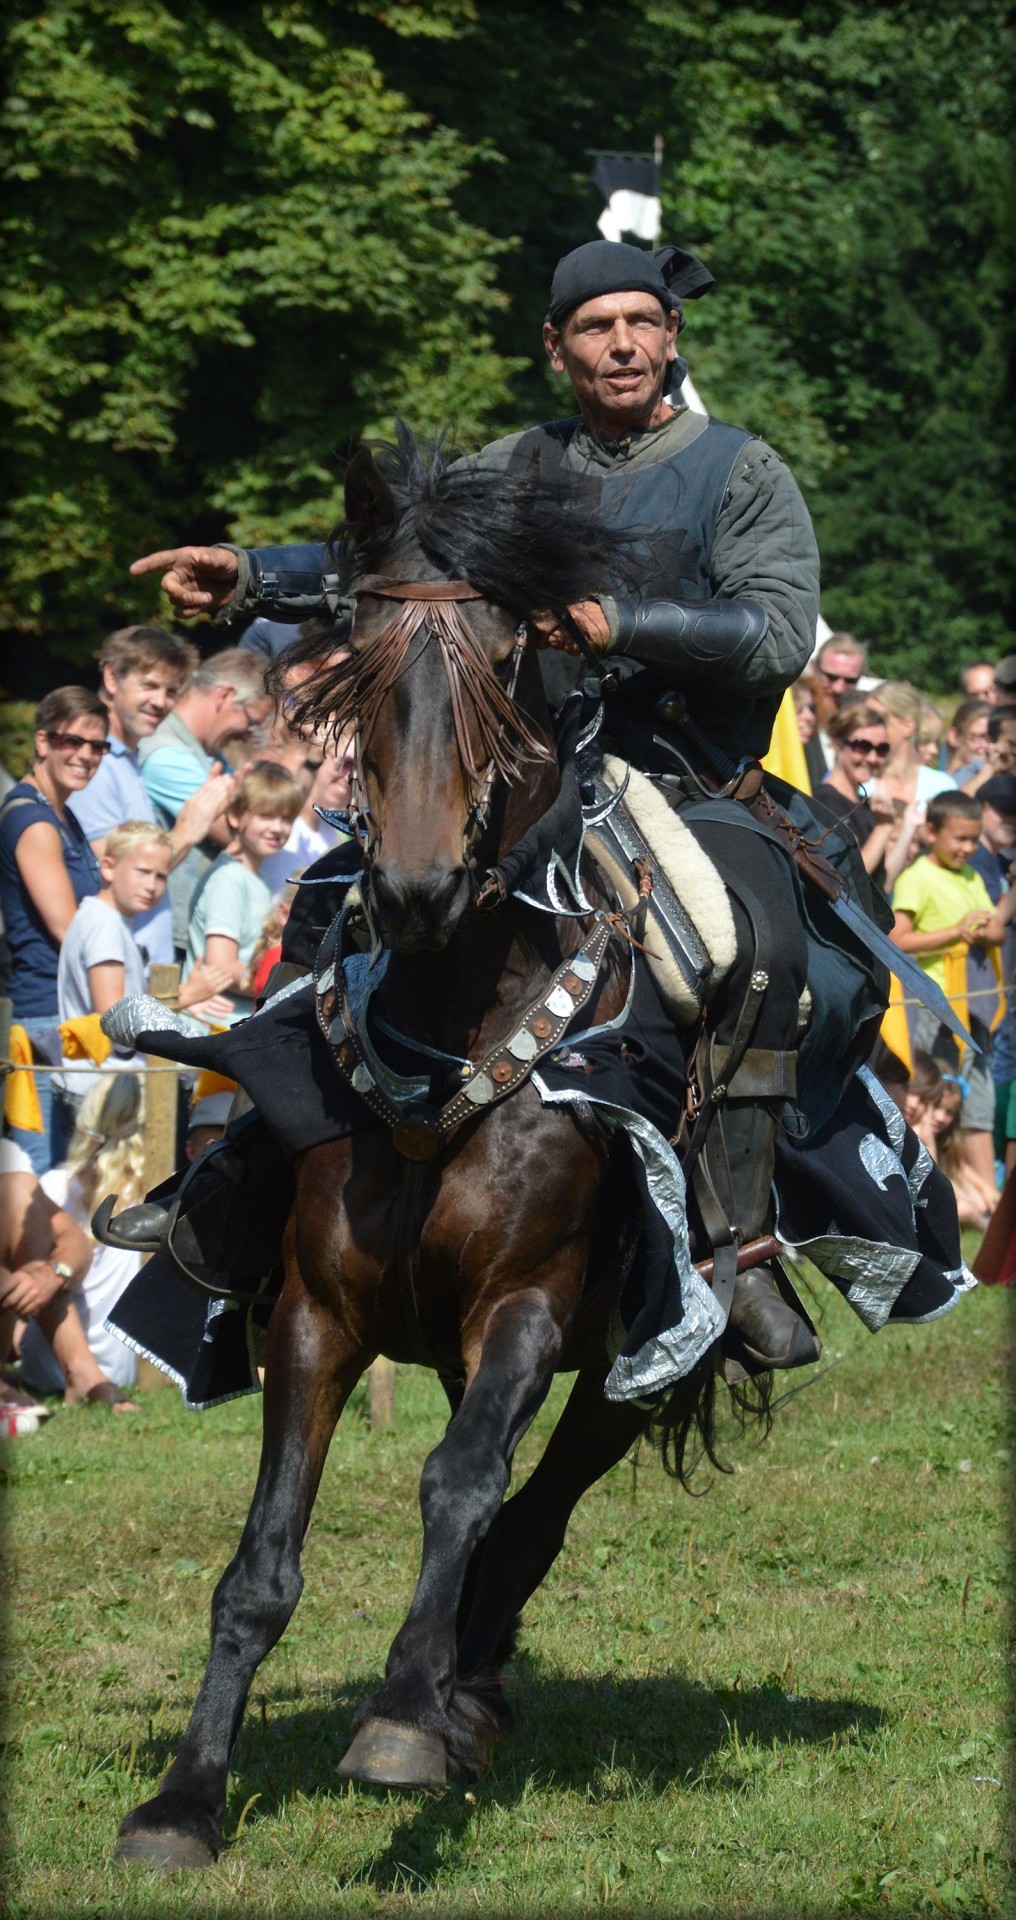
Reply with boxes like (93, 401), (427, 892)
(105, 243), (891, 1373)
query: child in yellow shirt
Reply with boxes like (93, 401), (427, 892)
(892, 791), (1016, 1201)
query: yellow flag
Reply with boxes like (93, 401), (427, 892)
(761, 688), (811, 794)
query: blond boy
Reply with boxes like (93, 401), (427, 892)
(183, 761), (303, 1024)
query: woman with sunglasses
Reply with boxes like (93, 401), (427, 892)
(816, 702), (914, 893)
(0, 687), (107, 1172)
(867, 679), (957, 813)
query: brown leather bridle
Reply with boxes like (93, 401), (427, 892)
(347, 574), (551, 873)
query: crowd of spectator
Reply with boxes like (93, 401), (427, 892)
(2, 613), (1014, 1429)
(0, 618), (352, 1430)
(803, 636), (1016, 1229)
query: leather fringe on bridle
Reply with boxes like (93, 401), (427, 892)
(325, 576), (554, 798)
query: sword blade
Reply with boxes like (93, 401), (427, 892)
(828, 891), (980, 1054)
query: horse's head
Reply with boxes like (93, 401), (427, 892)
(287, 428), (627, 955)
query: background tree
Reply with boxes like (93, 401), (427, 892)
(1, 0), (1011, 689)
(0, 0), (519, 668)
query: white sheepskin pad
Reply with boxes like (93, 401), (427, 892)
(589, 757), (737, 1023)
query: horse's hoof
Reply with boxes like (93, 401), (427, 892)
(338, 1718), (448, 1792)
(115, 1794), (220, 1870)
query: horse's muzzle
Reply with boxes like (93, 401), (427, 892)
(367, 860), (471, 953)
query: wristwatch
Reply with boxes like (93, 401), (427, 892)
(50, 1261), (74, 1290)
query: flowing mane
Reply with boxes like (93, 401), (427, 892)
(280, 422), (633, 749)
(334, 421), (628, 610)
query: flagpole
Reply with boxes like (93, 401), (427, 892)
(652, 133), (663, 246)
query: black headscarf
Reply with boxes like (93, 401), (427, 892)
(546, 241), (715, 329)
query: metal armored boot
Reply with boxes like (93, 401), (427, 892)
(93, 1106), (294, 1301)
(718, 1096), (820, 1373)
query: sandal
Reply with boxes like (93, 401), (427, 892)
(75, 1381), (138, 1412)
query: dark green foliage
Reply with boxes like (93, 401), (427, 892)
(2, 0), (1011, 683)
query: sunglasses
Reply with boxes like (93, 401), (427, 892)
(846, 738), (891, 759)
(820, 669), (861, 687)
(46, 730), (111, 757)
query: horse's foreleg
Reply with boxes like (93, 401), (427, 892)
(339, 1288), (565, 1790)
(456, 1362), (645, 1683)
(116, 1276), (363, 1869)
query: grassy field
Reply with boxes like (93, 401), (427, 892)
(2, 1258), (1011, 1919)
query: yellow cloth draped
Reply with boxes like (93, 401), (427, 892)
(761, 688), (811, 795)
(942, 943), (1004, 1041)
(880, 976), (913, 1071)
(4, 1023), (41, 1132)
(5, 1015), (114, 1133)
(192, 1068), (237, 1104)
(879, 944), (1003, 1077)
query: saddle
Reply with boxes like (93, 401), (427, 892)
(586, 756), (736, 1023)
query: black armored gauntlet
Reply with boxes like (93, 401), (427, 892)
(610, 597), (769, 685)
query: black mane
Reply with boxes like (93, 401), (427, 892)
(331, 421), (635, 616)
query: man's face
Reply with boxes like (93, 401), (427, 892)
(543, 292), (678, 438)
(208, 685), (274, 757)
(817, 650), (864, 706)
(980, 803), (1016, 856)
(104, 663), (181, 744)
(962, 665), (996, 703)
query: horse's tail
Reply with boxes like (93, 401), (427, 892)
(644, 1356), (774, 1491)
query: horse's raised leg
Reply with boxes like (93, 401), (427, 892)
(116, 1275), (363, 1869)
(339, 1289), (566, 1790)
(455, 1361), (646, 1686)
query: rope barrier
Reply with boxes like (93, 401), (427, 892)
(4, 1061), (193, 1075)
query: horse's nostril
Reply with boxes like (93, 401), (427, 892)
(369, 865), (407, 919)
(370, 862), (469, 934)
(431, 865), (469, 913)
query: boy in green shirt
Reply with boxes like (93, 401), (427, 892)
(892, 790), (1016, 1199)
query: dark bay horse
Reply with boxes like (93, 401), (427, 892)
(116, 433), (756, 1870)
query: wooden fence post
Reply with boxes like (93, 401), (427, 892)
(369, 1357), (396, 1431)
(141, 963), (182, 1197)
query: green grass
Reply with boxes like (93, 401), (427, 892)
(2, 1259), (1012, 1919)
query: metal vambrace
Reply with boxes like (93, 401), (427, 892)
(610, 597), (769, 685)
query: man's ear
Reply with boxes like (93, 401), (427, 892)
(212, 682), (234, 710)
(101, 663), (118, 702)
(665, 310), (679, 362)
(543, 321), (566, 374)
(98, 851), (116, 887)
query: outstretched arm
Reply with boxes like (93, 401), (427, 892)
(129, 546), (240, 618)
(129, 541), (335, 623)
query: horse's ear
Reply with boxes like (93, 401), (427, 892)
(344, 445), (397, 541)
